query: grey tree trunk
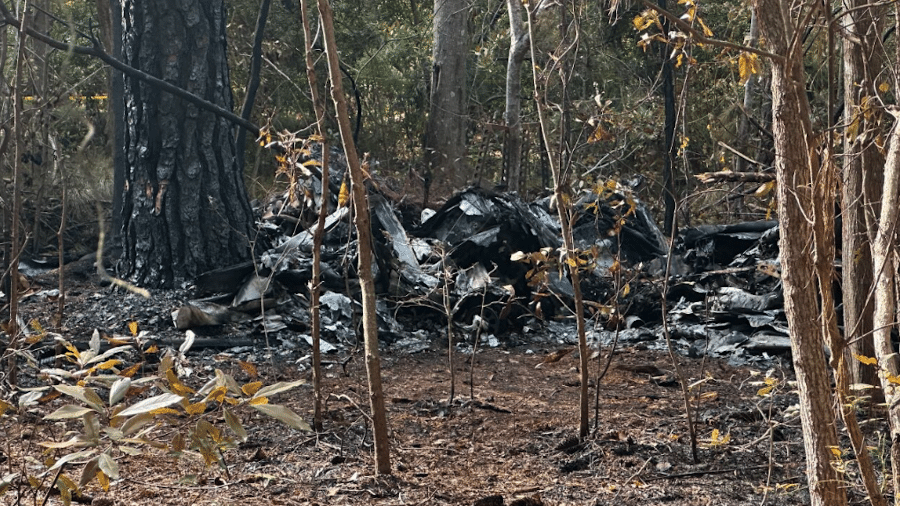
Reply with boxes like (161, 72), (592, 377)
(871, 112), (900, 506)
(731, 10), (757, 218)
(424, 0), (468, 198)
(755, 1), (846, 504)
(120, 0), (254, 288)
(504, 0), (528, 193)
(841, 0), (883, 399)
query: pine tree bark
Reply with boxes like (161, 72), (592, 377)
(120, 0), (254, 288)
(755, 1), (846, 504)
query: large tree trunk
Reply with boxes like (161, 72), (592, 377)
(841, 0), (883, 399)
(424, 0), (468, 198)
(120, 0), (254, 288)
(755, 1), (846, 505)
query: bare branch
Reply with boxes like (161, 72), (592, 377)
(0, 1), (260, 136)
(639, 0), (785, 63)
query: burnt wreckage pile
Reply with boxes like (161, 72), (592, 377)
(178, 150), (791, 364)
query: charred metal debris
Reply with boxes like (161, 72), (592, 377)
(6, 146), (779, 366)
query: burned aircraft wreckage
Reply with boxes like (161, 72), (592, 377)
(162, 146), (793, 367)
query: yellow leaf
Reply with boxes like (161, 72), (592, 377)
(249, 396), (269, 406)
(96, 471), (109, 492)
(621, 284), (630, 297)
(854, 354), (878, 366)
(128, 321), (138, 336)
(753, 181), (775, 198)
(709, 429), (730, 446)
(206, 386), (228, 404)
(830, 447), (843, 457)
(632, 11), (657, 31)
(338, 177), (351, 208)
(879, 81), (890, 93)
(167, 369), (195, 396)
(96, 359), (122, 371)
(698, 16), (713, 37)
(242, 381), (263, 397)
(144, 344), (159, 354)
(150, 407), (180, 416)
(171, 432), (186, 452)
(119, 362), (143, 378)
(757, 385), (774, 396)
(30, 319), (44, 334)
(238, 360), (258, 378)
(588, 124), (613, 143)
(206, 425), (223, 444)
(184, 402), (207, 416)
(738, 52), (760, 86)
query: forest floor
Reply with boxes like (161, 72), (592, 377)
(1, 272), (884, 506)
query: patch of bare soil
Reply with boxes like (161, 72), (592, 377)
(1, 275), (879, 506)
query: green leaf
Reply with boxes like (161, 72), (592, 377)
(44, 405), (95, 421)
(38, 436), (81, 449)
(102, 427), (124, 442)
(109, 378), (131, 406)
(224, 409), (247, 442)
(117, 445), (143, 456)
(78, 457), (100, 488)
(252, 379), (306, 400)
(54, 385), (104, 412)
(251, 403), (311, 431)
(0, 472), (19, 495)
(215, 369), (243, 396)
(87, 346), (133, 366)
(120, 413), (155, 436)
(98, 453), (119, 480)
(116, 393), (184, 417)
(48, 449), (97, 471)
(82, 412), (100, 443)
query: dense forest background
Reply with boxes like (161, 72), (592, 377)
(2, 0), (774, 250)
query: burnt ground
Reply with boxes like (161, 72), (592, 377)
(0, 268), (885, 506)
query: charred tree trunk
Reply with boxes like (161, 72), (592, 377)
(235, 0), (271, 172)
(659, 0), (677, 238)
(120, 0), (254, 288)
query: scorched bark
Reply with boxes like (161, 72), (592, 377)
(121, 0), (254, 288)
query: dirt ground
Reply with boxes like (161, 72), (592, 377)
(0, 273), (883, 506)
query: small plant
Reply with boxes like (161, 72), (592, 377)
(5, 328), (308, 505)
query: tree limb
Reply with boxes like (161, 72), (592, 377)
(0, 1), (260, 136)
(639, 0), (784, 64)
